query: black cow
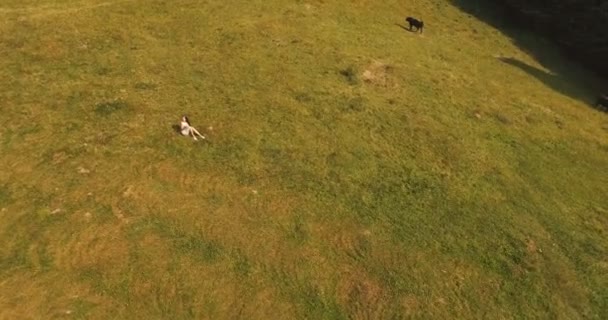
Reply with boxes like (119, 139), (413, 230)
(405, 17), (424, 33)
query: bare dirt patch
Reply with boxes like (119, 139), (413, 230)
(361, 61), (395, 87)
(337, 268), (387, 319)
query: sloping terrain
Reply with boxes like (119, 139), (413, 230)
(0, 0), (607, 318)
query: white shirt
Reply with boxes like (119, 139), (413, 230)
(180, 121), (191, 136)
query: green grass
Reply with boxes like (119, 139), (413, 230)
(1, 0), (607, 318)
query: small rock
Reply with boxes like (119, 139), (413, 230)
(87, 192), (93, 196)
(77, 167), (90, 174)
(251, 189), (258, 195)
(51, 208), (62, 215)
(84, 212), (92, 219)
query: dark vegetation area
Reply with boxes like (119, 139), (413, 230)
(455, 0), (608, 82)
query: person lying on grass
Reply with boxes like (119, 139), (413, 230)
(180, 115), (206, 141)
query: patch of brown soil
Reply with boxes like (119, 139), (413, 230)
(337, 269), (387, 319)
(361, 61), (395, 87)
(526, 239), (538, 254)
(401, 294), (421, 316)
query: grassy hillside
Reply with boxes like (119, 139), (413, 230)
(1, 0), (607, 318)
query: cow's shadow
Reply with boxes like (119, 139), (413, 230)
(395, 23), (415, 33)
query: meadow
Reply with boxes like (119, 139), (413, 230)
(1, 0), (607, 318)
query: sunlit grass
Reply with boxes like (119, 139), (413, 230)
(0, 0), (607, 318)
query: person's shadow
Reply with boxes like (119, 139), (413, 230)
(497, 57), (605, 110)
(498, 57), (561, 87)
(171, 124), (181, 134)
